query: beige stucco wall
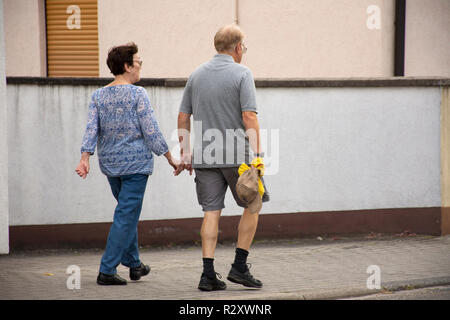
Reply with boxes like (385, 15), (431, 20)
(98, 0), (395, 78)
(405, 0), (450, 77)
(2, 0), (449, 78)
(240, 0), (395, 78)
(98, 0), (232, 78)
(4, 0), (46, 76)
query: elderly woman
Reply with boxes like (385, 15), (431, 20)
(75, 42), (179, 285)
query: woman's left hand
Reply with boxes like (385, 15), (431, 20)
(75, 153), (90, 179)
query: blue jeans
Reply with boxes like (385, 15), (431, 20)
(99, 173), (149, 275)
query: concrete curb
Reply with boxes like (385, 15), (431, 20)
(203, 276), (450, 300)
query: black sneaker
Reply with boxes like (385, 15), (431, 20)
(227, 263), (262, 288)
(129, 263), (151, 281)
(198, 273), (227, 291)
(97, 272), (127, 285)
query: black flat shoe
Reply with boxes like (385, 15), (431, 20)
(198, 273), (227, 291)
(227, 263), (262, 288)
(97, 272), (127, 285)
(130, 263), (151, 281)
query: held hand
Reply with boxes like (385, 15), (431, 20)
(174, 162), (185, 176)
(75, 159), (90, 179)
(181, 152), (193, 176)
(168, 157), (184, 176)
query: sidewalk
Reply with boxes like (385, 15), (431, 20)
(1, 235), (449, 300)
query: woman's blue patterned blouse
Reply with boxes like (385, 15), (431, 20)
(80, 84), (169, 177)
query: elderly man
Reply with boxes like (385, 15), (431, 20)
(177, 24), (269, 291)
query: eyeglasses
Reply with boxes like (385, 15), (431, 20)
(133, 59), (143, 66)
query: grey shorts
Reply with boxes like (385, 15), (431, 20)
(194, 167), (270, 212)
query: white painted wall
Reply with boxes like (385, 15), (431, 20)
(0, 0), (10, 253)
(6, 83), (442, 226)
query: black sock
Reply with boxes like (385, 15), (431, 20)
(203, 258), (216, 279)
(233, 248), (249, 272)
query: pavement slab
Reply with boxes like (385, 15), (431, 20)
(1, 235), (449, 300)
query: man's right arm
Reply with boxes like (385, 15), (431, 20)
(242, 111), (261, 155)
(243, 111), (265, 176)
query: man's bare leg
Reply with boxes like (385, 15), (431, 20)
(236, 207), (259, 251)
(198, 210), (227, 291)
(201, 210), (221, 258)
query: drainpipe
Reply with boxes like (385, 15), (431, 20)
(232, 0), (239, 25)
(394, 0), (406, 76)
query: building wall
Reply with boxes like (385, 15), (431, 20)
(97, 0), (395, 78)
(3, 0), (46, 76)
(6, 83), (442, 226)
(0, 0), (10, 254)
(3, 0), (449, 78)
(97, 0), (231, 78)
(239, 0), (395, 78)
(405, 0), (450, 77)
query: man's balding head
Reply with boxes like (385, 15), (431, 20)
(214, 24), (245, 53)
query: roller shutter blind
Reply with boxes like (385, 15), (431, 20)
(46, 0), (99, 77)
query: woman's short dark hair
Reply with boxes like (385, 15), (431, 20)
(106, 42), (138, 75)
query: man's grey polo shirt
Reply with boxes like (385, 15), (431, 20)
(179, 54), (258, 168)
